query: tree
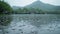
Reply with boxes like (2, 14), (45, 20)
(0, 1), (12, 14)
(22, 8), (29, 13)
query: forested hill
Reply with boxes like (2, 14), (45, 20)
(12, 1), (60, 14)
(25, 0), (60, 11)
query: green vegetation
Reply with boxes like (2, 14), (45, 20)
(12, 7), (45, 14)
(12, 7), (60, 14)
(0, 1), (12, 14)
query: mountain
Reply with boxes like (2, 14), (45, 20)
(25, 1), (60, 11)
(12, 6), (21, 10)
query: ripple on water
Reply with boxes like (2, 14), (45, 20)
(2, 14), (60, 34)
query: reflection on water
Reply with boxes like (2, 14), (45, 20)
(0, 15), (12, 26)
(0, 14), (60, 34)
(0, 15), (12, 34)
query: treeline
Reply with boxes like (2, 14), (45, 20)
(12, 8), (44, 14)
(12, 7), (60, 14)
(45, 10), (60, 14)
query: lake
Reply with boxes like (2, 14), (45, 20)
(0, 14), (60, 34)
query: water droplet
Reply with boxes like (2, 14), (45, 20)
(19, 29), (22, 31)
(6, 32), (9, 33)
(21, 31), (23, 33)
(58, 27), (60, 28)
(12, 29), (15, 30)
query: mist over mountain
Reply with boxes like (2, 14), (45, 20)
(12, 6), (22, 10)
(12, 0), (60, 11)
(25, 0), (60, 11)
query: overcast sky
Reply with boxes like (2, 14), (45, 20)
(5, 0), (60, 7)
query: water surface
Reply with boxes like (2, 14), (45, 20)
(0, 14), (60, 34)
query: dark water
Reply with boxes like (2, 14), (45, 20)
(0, 14), (60, 34)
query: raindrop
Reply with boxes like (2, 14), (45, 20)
(49, 26), (52, 28)
(19, 29), (22, 31)
(57, 27), (60, 29)
(21, 31), (23, 33)
(12, 29), (15, 30)
(6, 31), (9, 33)
(19, 26), (22, 27)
